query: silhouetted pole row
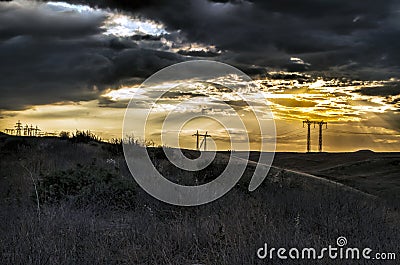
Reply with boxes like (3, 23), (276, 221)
(302, 120), (328, 153)
(4, 120), (41, 137)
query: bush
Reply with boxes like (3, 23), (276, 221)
(2, 137), (31, 153)
(59, 131), (70, 139)
(102, 138), (123, 155)
(37, 165), (136, 210)
(70, 130), (101, 143)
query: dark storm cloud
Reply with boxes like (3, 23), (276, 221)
(356, 82), (400, 110)
(98, 97), (129, 108)
(266, 72), (310, 81)
(70, 0), (400, 79)
(356, 83), (400, 97)
(0, 37), (184, 110)
(0, 1), (105, 40)
(2, 0), (400, 111)
(0, 1), (186, 110)
(177, 49), (219, 57)
(131, 34), (162, 41)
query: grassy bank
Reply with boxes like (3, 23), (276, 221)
(0, 135), (398, 264)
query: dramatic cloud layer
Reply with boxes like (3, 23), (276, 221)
(1, 0), (400, 111)
(0, 1), (190, 110)
(0, 0), (399, 151)
(66, 0), (400, 77)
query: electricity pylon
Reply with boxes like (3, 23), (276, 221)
(29, 124), (34, 136)
(302, 120), (314, 153)
(15, 120), (22, 136)
(200, 131), (211, 151)
(302, 120), (328, 152)
(24, 124), (29, 136)
(316, 121), (328, 152)
(34, 126), (41, 136)
(192, 131), (212, 151)
(193, 130), (200, 150)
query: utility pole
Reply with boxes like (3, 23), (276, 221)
(302, 120), (328, 153)
(192, 130), (212, 151)
(203, 131), (210, 151)
(192, 130), (200, 150)
(316, 121), (328, 152)
(15, 120), (22, 136)
(35, 126), (41, 137)
(303, 120), (313, 153)
(29, 125), (34, 136)
(24, 124), (29, 136)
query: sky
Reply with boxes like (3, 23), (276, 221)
(0, 0), (399, 152)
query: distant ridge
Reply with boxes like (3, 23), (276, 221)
(355, 149), (375, 153)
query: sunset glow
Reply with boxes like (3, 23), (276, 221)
(0, 1), (399, 152)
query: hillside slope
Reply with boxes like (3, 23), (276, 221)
(0, 136), (399, 264)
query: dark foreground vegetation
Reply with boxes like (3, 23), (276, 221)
(0, 133), (399, 264)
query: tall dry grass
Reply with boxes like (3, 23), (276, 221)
(0, 135), (398, 264)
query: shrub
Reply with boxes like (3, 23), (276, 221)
(70, 130), (101, 143)
(2, 137), (31, 153)
(37, 165), (136, 210)
(59, 131), (70, 139)
(102, 138), (123, 155)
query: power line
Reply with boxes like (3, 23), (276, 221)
(277, 131), (305, 139)
(327, 130), (398, 136)
(277, 127), (304, 137)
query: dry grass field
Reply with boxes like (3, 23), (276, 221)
(0, 133), (399, 264)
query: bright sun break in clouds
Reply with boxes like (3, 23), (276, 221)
(2, 72), (399, 152)
(45, 1), (216, 54)
(0, 1), (399, 152)
(98, 74), (400, 152)
(47, 2), (168, 37)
